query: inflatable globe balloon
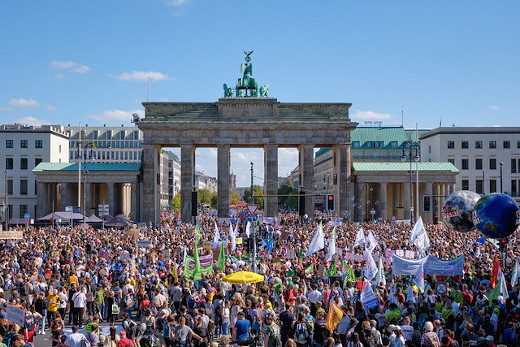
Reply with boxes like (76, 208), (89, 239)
(442, 190), (481, 232)
(472, 193), (520, 239)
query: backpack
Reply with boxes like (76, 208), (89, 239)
(295, 322), (309, 341)
(204, 302), (214, 317)
(2, 333), (18, 347)
(268, 324), (282, 347)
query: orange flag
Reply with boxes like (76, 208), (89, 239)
(326, 301), (344, 332)
(490, 253), (500, 288)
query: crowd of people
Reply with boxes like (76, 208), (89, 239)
(0, 211), (518, 347)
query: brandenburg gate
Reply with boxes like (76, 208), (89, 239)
(137, 53), (357, 224)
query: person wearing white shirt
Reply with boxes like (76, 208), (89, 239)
(66, 326), (90, 347)
(307, 284), (323, 316)
(72, 288), (87, 328)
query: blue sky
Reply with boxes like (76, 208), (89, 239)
(1, 1), (518, 186)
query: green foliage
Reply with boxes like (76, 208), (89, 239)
(230, 190), (241, 205)
(170, 193), (181, 212)
(197, 188), (212, 205)
(210, 193), (218, 209)
(242, 185), (264, 210)
(278, 179), (298, 210)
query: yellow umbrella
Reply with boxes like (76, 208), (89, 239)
(222, 271), (264, 284)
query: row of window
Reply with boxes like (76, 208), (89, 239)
(352, 151), (406, 159)
(4, 140), (43, 148)
(451, 158), (503, 170)
(69, 140), (143, 149)
(69, 150), (141, 161)
(1, 204), (35, 219)
(5, 178), (35, 195)
(461, 179), (496, 194)
(448, 140), (519, 149)
(72, 130), (140, 141)
(5, 157), (42, 170)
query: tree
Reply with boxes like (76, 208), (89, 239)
(197, 188), (212, 205)
(242, 185), (264, 210)
(210, 193), (218, 209)
(230, 190), (241, 205)
(170, 193), (181, 212)
(278, 179), (298, 210)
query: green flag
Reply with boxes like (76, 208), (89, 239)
(487, 282), (500, 307)
(195, 223), (201, 243)
(217, 241), (225, 271)
(305, 264), (314, 274)
(332, 257), (337, 274)
(193, 239), (202, 280)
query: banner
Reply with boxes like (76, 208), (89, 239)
(184, 254), (213, 278)
(360, 282), (379, 311)
(326, 301), (344, 332)
(392, 255), (464, 276)
(263, 217), (277, 224)
(0, 231), (23, 239)
(6, 305), (25, 327)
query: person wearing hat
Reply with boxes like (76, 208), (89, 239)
(393, 325), (405, 347)
(117, 330), (134, 347)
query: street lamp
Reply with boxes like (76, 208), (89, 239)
(402, 129), (421, 224)
(500, 162), (503, 193)
(4, 170), (7, 229)
(76, 123), (95, 217)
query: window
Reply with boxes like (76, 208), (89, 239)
(5, 158), (13, 170)
(19, 205), (27, 219)
(448, 158), (455, 165)
(7, 179), (13, 195)
(20, 179), (28, 195)
(475, 180), (483, 194)
(489, 141), (496, 149)
(512, 180), (517, 197)
(428, 145), (431, 153)
(20, 158), (28, 170)
(512, 158), (517, 174)
(461, 158), (469, 170)
(134, 130), (139, 140)
(107, 130), (112, 139)
(447, 141), (455, 149)
(35, 140), (43, 148)
(518, 141), (520, 149)
(35, 180), (37, 195)
(490, 158), (497, 170)
(7, 205), (12, 219)
(461, 141), (468, 149)
(475, 158), (483, 170)
(5, 140), (13, 148)
(59, 145), (62, 153)
(475, 141), (482, 149)
(462, 180), (469, 191)
(35, 158), (42, 167)
(504, 141), (510, 149)
(20, 140), (28, 148)
(490, 179), (497, 193)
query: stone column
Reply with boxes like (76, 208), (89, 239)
(380, 182), (387, 221)
(217, 145), (231, 219)
(264, 144), (278, 217)
(181, 145), (195, 223)
(60, 183), (69, 211)
(131, 181), (138, 222)
(404, 182), (411, 220)
(142, 144), (161, 224)
(299, 144), (315, 218)
(84, 182), (91, 216)
(357, 182), (365, 222)
(333, 144), (349, 217)
(107, 182), (115, 216)
(36, 182), (46, 218)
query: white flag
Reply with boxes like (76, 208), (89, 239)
(354, 227), (365, 248)
(406, 283), (416, 304)
(412, 262), (425, 293)
(411, 217), (430, 252)
(512, 258), (520, 287)
(229, 224), (236, 252)
(360, 282), (380, 311)
(245, 221), (251, 237)
(365, 230), (378, 253)
(375, 254), (386, 287)
(500, 268), (509, 301)
(364, 250), (378, 281)
(213, 222), (220, 248)
(305, 221), (325, 257)
(327, 227), (336, 261)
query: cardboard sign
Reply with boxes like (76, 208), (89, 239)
(6, 305), (25, 327)
(0, 231), (23, 239)
(136, 240), (151, 248)
(162, 249), (170, 261)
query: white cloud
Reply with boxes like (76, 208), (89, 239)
(44, 104), (56, 111)
(490, 105), (500, 111)
(8, 98), (39, 107)
(167, 0), (190, 6)
(114, 71), (171, 81)
(351, 109), (393, 120)
(11, 117), (52, 126)
(50, 60), (90, 74)
(86, 109), (144, 124)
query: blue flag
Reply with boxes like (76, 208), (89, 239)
(476, 237), (486, 245)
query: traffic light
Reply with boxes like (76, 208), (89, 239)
(423, 195), (431, 213)
(299, 189), (305, 218)
(191, 191), (197, 216)
(499, 238), (507, 253)
(326, 194), (335, 211)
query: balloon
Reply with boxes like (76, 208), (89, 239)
(473, 193), (520, 239)
(442, 190), (481, 232)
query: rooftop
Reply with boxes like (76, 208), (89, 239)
(353, 162), (459, 172)
(33, 162), (141, 172)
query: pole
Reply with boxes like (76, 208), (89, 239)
(250, 162), (257, 272)
(482, 171), (485, 194)
(4, 170), (7, 229)
(78, 122), (82, 214)
(416, 123), (420, 223)
(409, 150), (413, 225)
(500, 162), (503, 193)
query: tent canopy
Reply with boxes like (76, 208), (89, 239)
(222, 271), (264, 284)
(38, 212), (85, 221)
(85, 215), (103, 223)
(104, 215), (132, 228)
